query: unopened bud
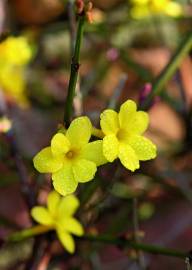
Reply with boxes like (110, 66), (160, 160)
(0, 117), (12, 133)
(85, 2), (93, 23)
(85, 2), (93, 12)
(76, 0), (84, 14)
(86, 11), (93, 23)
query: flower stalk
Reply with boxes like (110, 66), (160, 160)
(141, 32), (192, 110)
(82, 234), (188, 259)
(7, 225), (52, 242)
(7, 228), (188, 259)
(64, 11), (86, 126)
(91, 127), (104, 139)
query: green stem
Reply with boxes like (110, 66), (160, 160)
(7, 225), (52, 242)
(91, 127), (104, 139)
(64, 13), (86, 126)
(7, 227), (188, 259)
(141, 32), (192, 110)
(82, 234), (188, 259)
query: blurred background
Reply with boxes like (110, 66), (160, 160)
(0, 0), (192, 269)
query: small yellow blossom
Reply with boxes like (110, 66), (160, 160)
(33, 117), (107, 195)
(0, 65), (28, 106)
(31, 191), (83, 253)
(0, 116), (12, 133)
(100, 100), (157, 171)
(130, 0), (183, 19)
(0, 36), (32, 65)
(0, 36), (32, 107)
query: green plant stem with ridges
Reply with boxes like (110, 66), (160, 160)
(64, 13), (86, 126)
(7, 225), (52, 242)
(92, 127), (104, 138)
(7, 227), (188, 259)
(141, 32), (192, 110)
(82, 234), (188, 259)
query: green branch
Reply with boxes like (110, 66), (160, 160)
(91, 127), (104, 138)
(82, 234), (188, 259)
(64, 13), (86, 126)
(7, 225), (52, 242)
(141, 32), (192, 110)
(7, 226), (188, 259)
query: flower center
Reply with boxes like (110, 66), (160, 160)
(66, 150), (75, 159)
(116, 129), (128, 142)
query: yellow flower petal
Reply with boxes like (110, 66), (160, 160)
(61, 217), (84, 236)
(58, 195), (79, 216)
(33, 147), (63, 173)
(51, 133), (70, 156)
(72, 159), (96, 183)
(128, 135), (157, 160)
(131, 0), (149, 4)
(100, 109), (119, 135)
(31, 207), (53, 226)
(128, 111), (149, 135)
(81, 140), (107, 166)
(52, 166), (78, 196)
(130, 5), (151, 18)
(0, 65), (28, 107)
(118, 100), (136, 129)
(103, 134), (119, 162)
(119, 144), (139, 171)
(47, 191), (60, 216)
(66, 116), (92, 148)
(57, 230), (75, 253)
(0, 37), (32, 65)
(165, 2), (182, 17)
(151, 0), (167, 12)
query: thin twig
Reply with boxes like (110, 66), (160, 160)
(67, 0), (76, 54)
(141, 32), (192, 110)
(64, 11), (86, 126)
(132, 198), (146, 269)
(7, 226), (188, 259)
(36, 241), (52, 270)
(67, 0), (83, 117)
(0, 90), (35, 209)
(7, 130), (36, 208)
(82, 234), (188, 259)
(24, 236), (48, 270)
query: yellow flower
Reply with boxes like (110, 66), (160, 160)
(100, 100), (157, 171)
(0, 36), (32, 65)
(0, 36), (32, 107)
(33, 116), (107, 195)
(130, 0), (182, 18)
(31, 191), (83, 253)
(0, 116), (12, 133)
(0, 65), (28, 106)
